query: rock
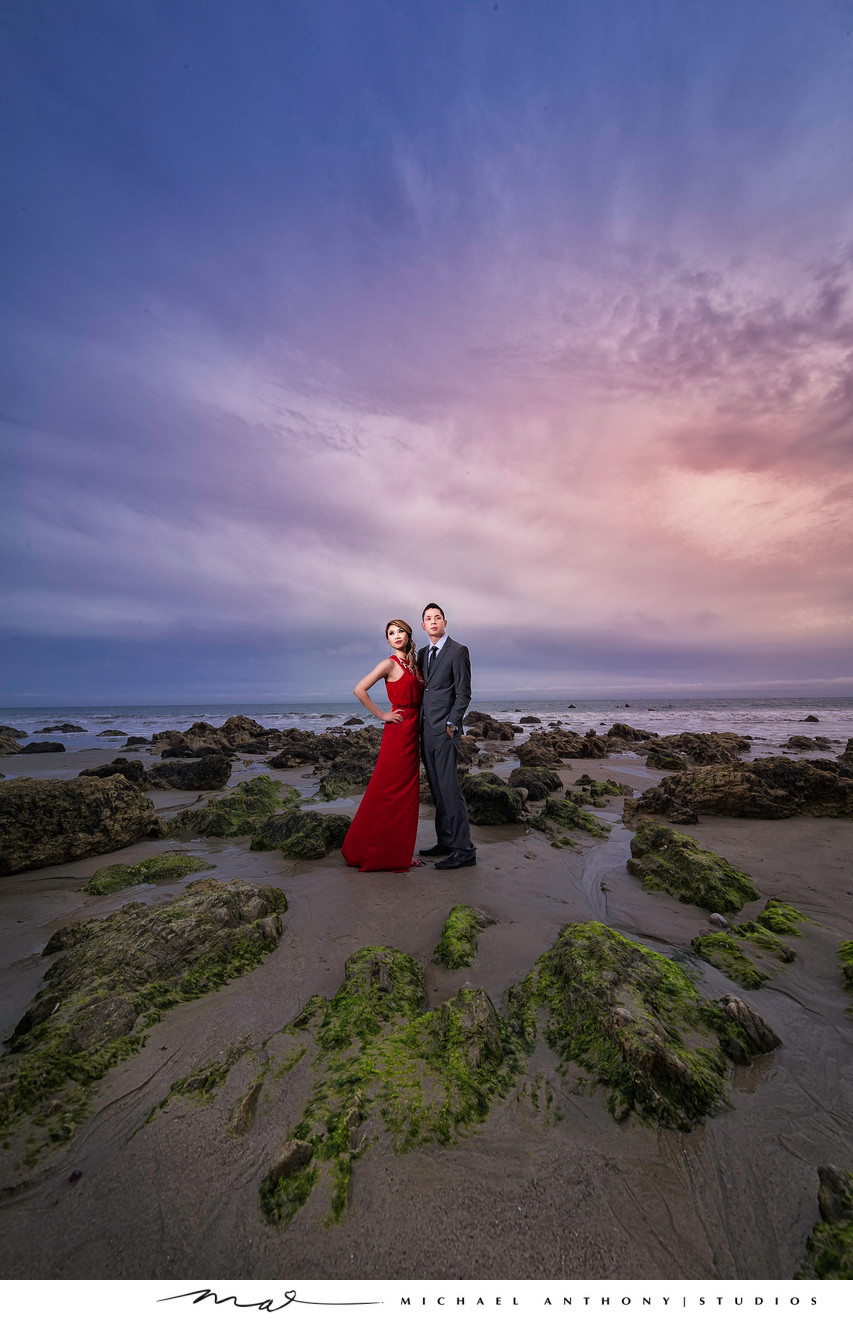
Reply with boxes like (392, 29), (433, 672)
(645, 751), (689, 772)
(0, 877), (288, 1150)
(0, 776), (163, 875)
(97, 729), (127, 737)
(78, 757), (150, 787)
(803, 714), (820, 722)
(435, 985), (503, 1069)
(798, 1166), (853, 1279)
(35, 723), (86, 733)
(507, 765), (563, 800)
(168, 775), (298, 839)
(266, 1139), (315, 1185)
(251, 809), (351, 859)
(124, 736), (150, 747)
(83, 851), (211, 895)
(607, 722), (654, 741)
(839, 941), (853, 994)
(715, 994), (782, 1055)
(342, 716), (364, 726)
(505, 921), (775, 1130)
(710, 913), (730, 928)
(460, 772), (525, 824)
(464, 711), (516, 741)
(218, 715), (267, 742)
(627, 818), (760, 912)
(148, 755), (232, 791)
(569, 775), (633, 806)
(228, 1079), (264, 1137)
(838, 738), (853, 767)
(432, 905), (494, 969)
(519, 715), (541, 725)
(20, 741), (65, 753)
(529, 796), (611, 840)
(0, 735), (24, 756)
(0, 725), (27, 739)
(632, 757), (853, 820)
(317, 751), (377, 801)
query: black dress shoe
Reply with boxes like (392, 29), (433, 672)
(418, 844), (453, 856)
(434, 851), (477, 870)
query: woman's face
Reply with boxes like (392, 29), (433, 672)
(387, 625), (409, 651)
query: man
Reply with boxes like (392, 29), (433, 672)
(417, 602), (476, 870)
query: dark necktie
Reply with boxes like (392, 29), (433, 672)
(427, 646), (437, 674)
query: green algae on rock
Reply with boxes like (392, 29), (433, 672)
(251, 809), (351, 859)
(798, 1166), (853, 1280)
(528, 796), (611, 840)
(504, 921), (777, 1130)
(432, 904), (494, 970)
(0, 877), (287, 1161)
(692, 915), (796, 989)
(259, 947), (522, 1229)
(460, 772), (525, 825)
(167, 775), (298, 839)
(755, 898), (811, 937)
(83, 851), (211, 895)
(627, 817), (760, 913)
(568, 776), (633, 807)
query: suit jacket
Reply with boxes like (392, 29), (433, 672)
(417, 636), (472, 741)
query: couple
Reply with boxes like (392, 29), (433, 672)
(340, 602), (476, 874)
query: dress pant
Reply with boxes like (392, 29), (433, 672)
(421, 730), (474, 857)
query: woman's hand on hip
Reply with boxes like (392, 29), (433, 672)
(383, 708), (405, 723)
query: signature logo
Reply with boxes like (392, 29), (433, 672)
(159, 1289), (380, 1312)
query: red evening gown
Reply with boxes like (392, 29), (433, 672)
(341, 656), (423, 871)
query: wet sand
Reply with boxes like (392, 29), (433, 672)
(0, 743), (851, 1279)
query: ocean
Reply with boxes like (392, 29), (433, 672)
(2, 696), (850, 755)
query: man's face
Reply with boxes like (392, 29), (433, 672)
(423, 608), (446, 641)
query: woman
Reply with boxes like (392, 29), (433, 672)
(341, 619), (424, 872)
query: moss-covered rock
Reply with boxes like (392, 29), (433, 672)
(168, 775), (298, 839)
(755, 898), (811, 938)
(83, 851), (211, 895)
(259, 948), (521, 1229)
(634, 757), (853, 821)
(568, 775), (633, 806)
(627, 818), (760, 913)
(144, 1041), (249, 1125)
(460, 772), (525, 825)
(691, 917), (795, 988)
(690, 933), (767, 989)
(646, 751), (688, 772)
(0, 877), (287, 1160)
(798, 1166), (853, 1279)
(505, 921), (778, 1130)
(0, 775), (163, 875)
(529, 796), (611, 840)
(251, 809), (351, 859)
(432, 905), (493, 969)
(507, 766), (563, 800)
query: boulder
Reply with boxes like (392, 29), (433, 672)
(148, 755), (232, 791)
(464, 711), (516, 741)
(250, 809), (351, 859)
(0, 776), (163, 875)
(0, 735), (23, 756)
(607, 722), (654, 741)
(0, 877), (287, 1150)
(529, 796), (611, 840)
(20, 741), (65, 753)
(505, 921), (779, 1130)
(167, 775), (298, 838)
(632, 757), (853, 820)
(342, 716), (364, 727)
(803, 715), (820, 722)
(627, 818), (760, 912)
(78, 757), (150, 786)
(519, 715), (541, 725)
(97, 729), (127, 737)
(35, 723), (86, 733)
(460, 772), (525, 824)
(124, 735), (150, 747)
(507, 765), (563, 800)
(0, 725), (27, 739)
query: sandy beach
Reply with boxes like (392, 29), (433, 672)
(0, 728), (851, 1281)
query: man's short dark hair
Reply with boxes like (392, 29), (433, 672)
(422, 602), (445, 620)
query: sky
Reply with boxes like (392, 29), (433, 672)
(1, 0), (852, 703)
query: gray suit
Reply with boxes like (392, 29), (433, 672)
(418, 636), (475, 857)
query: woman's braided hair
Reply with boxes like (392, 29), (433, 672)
(385, 619), (421, 678)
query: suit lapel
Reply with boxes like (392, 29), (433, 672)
(425, 636), (452, 684)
